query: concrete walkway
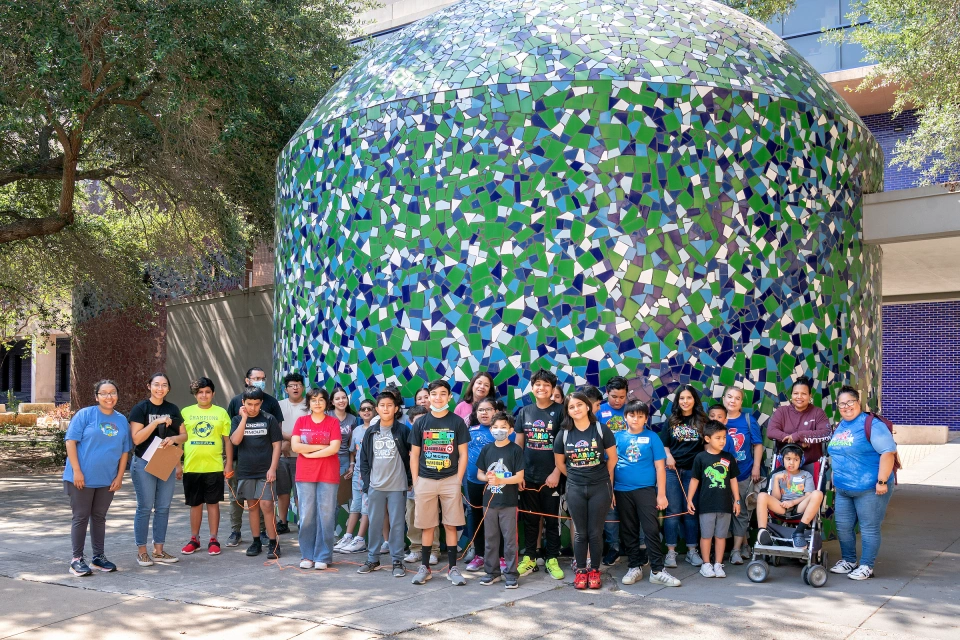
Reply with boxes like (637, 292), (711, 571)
(1, 441), (958, 639)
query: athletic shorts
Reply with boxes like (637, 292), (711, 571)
(699, 512), (732, 539)
(237, 478), (276, 502)
(414, 475), (465, 529)
(276, 457), (297, 496)
(183, 472), (224, 506)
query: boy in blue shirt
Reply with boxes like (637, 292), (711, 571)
(598, 376), (628, 566)
(613, 400), (681, 587)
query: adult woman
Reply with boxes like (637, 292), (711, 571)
(554, 391), (617, 590)
(328, 387), (357, 477)
(292, 388), (342, 569)
(415, 387), (430, 407)
(464, 397), (502, 572)
(129, 373), (185, 567)
(660, 384), (708, 568)
(720, 386), (763, 565)
(827, 385), (897, 580)
(63, 380), (133, 576)
(766, 376), (832, 466)
(454, 371), (497, 422)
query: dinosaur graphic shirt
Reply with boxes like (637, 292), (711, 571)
(691, 450), (740, 514)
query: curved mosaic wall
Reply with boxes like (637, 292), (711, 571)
(275, 0), (883, 417)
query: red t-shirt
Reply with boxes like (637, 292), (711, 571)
(292, 415), (341, 483)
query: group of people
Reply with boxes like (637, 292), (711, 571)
(62, 368), (898, 587)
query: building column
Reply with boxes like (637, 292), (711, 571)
(31, 335), (58, 403)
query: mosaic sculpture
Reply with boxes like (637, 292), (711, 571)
(275, 0), (883, 419)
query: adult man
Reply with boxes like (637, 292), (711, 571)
(276, 372), (310, 534)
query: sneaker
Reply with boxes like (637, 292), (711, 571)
(622, 567), (643, 585)
(246, 540), (262, 557)
(504, 576), (519, 589)
(500, 557), (507, 573)
(429, 552), (439, 566)
(479, 573), (502, 586)
(276, 521), (290, 535)
(685, 548), (704, 567)
(729, 548), (744, 565)
(602, 548), (620, 566)
(152, 550), (179, 564)
(392, 561), (405, 577)
(342, 536), (367, 553)
(463, 546), (476, 563)
(517, 555), (537, 576)
(380, 541), (390, 554)
(260, 532), (269, 547)
(315, 562), (328, 570)
(300, 559), (314, 569)
(545, 558), (564, 580)
(411, 565), (432, 585)
(181, 537), (201, 555)
(334, 534), (353, 552)
(792, 530), (809, 549)
(649, 570), (682, 587)
(267, 540), (281, 559)
(70, 557), (92, 577)
(226, 531), (242, 547)
(357, 560), (380, 574)
(756, 528), (773, 546)
(664, 549), (678, 568)
(699, 562), (715, 578)
(848, 565), (874, 580)
(447, 566), (467, 586)
(587, 569), (602, 589)
(404, 550), (422, 564)
(137, 552), (155, 567)
(208, 538), (221, 556)
(713, 563), (726, 578)
(830, 560), (857, 574)
(574, 569), (589, 590)
(465, 556), (485, 572)
(91, 554), (117, 572)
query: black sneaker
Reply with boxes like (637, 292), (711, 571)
(357, 560), (380, 574)
(602, 548), (620, 566)
(756, 529), (773, 546)
(91, 554), (117, 572)
(226, 531), (242, 547)
(246, 539), (263, 557)
(276, 521), (290, 535)
(392, 561), (405, 577)
(70, 557), (92, 577)
(479, 573), (502, 586)
(267, 539), (281, 559)
(504, 576), (519, 589)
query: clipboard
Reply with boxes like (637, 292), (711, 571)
(144, 443), (182, 480)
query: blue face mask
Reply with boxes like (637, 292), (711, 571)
(250, 380), (266, 391)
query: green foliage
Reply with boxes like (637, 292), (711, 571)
(5, 390), (21, 416)
(51, 429), (68, 467)
(721, 0), (797, 23)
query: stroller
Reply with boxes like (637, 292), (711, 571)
(746, 446), (830, 588)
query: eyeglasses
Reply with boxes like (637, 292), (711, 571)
(477, 407), (495, 413)
(837, 400), (859, 409)
(359, 407), (374, 412)
(98, 392), (118, 398)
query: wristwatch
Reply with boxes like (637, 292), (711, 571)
(735, 500), (741, 504)
(877, 479), (887, 485)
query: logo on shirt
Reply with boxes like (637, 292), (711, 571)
(485, 458), (512, 494)
(704, 461), (729, 488)
(728, 428), (746, 461)
(673, 425), (700, 441)
(99, 423), (119, 437)
(523, 419), (554, 451)
(832, 430), (854, 448)
(195, 421), (214, 438)
(625, 437), (642, 463)
(605, 414), (627, 432)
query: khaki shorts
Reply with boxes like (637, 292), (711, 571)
(413, 475), (465, 529)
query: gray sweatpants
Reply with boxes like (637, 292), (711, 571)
(483, 506), (519, 577)
(366, 489), (407, 564)
(64, 481), (115, 559)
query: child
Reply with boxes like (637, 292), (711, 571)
(707, 404), (726, 425)
(687, 420), (740, 578)
(464, 397), (504, 573)
(403, 405), (439, 565)
(336, 399), (373, 553)
(181, 377), (232, 556)
(476, 412), (525, 588)
(756, 444), (824, 549)
(229, 386), (283, 559)
(614, 400), (681, 587)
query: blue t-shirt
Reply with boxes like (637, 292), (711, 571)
(466, 423), (515, 484)
(723, 413), (764, 482)
(597, 403), (627, 433)
(827, 413), (897, 492)
(613, 429), (666, 491)
(63, 406), (133, 488)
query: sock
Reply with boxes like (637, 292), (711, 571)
(422, 545), (432, 568)
(796, 522), (809, 534)
(448, 548), (458, 569)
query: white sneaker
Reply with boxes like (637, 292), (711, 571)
(649, 570), (682, 587)
(664, 549), (678, 568)
(830, 560), (857, 574)
(699, 562), (715, 578)
(342, 536), (367, 553)
(404, 550), (421, 563)
(380, 541), (390, 554)
(621, 567), (643, 585)
(713, 563), (726, 578)
(729, 548), (744, 565)
(429, 552), (439, 566)
(686, 548), (704, 567)
(315, 562), (328, 570)
(463, 546), (476, 563)
(848, 565), (874, 580)
(334, 534), (353, 552)
(299, 559), (314, 569)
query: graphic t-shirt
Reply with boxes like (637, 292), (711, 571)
(409, 412), (470, 480)
(230, 412), (282, 479)
(515, 402), (562, 483)
(476, 441), (525, 508)
(466, 424), (516, 484)
(63, 406), (133, 488)
(723, 413), (763, 481)
(328, 411), (358, 458)
(278, 398), (310, 457)
(181, 404), (231, 473)
(291, 414), (341, 483)
(774, 469), (815, 501)
(369, 425), (408, 491)
(659, 420), (704, 469)
(351, 423), (369, 460)
(128, 399), (183, 459)
(597, 403), (627, 433)
(554, 423), (617, 486)
(827, 413), (897, 492)
(691, 450), (740, 514)
(613, 429), (666, 491)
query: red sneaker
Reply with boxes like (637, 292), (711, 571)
(208, 538), (221, 556)
(588, 569), (602, 589)
(181, 537), (201, 555)
(574, 569), (588, 590)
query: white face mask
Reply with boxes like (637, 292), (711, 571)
(490, 428), (510, 442)
(430, 404), (448, 413)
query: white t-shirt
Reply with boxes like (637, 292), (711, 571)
(277, 397), (310, 457)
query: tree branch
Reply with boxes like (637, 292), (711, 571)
(0, 158), (124, 187)
(0, 213), (74, 243)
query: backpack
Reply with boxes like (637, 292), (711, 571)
(863, 412), (903, 484)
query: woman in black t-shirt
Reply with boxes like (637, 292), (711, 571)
(554, 391), (617, 590)
(129, 373), (185, 567)
(659, 384), (708, 569)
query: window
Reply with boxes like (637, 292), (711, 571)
(783, 0), (841, 37)
(59, 352), (71, 393)
(788, 33), (840, 73)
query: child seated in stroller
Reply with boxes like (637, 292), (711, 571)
(756, 444), (824, 550)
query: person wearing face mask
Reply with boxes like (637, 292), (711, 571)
(464, 397), (510, 573)
(225, 367), (285, 548)
(767, 376), (832, 472)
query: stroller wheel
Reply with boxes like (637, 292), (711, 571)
(772, 555), (782, 567)
(801, 565), (811, 585)
(808, 565), (828, 588)
(746, 559), (768, 583)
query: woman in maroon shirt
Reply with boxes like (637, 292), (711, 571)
(766, 376), (833, 464)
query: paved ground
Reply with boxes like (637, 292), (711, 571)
(1, 440), (958, 639)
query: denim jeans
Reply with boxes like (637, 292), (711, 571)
(130, 455), (176, 547)
(297, 481), (339, 564)
(835, 485), (894, 568)
(366, 489), (407, 564)
(664, 468), (699, 547)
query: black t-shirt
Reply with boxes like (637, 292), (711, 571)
(553, 422), (617, 486)
(658, 420), (705, 469)
(129, 399), (184, 459)
(476, 441), (525, 508)
(408, 412), (470, 480)
(515, 402), (562, 483)
(691, 450), (741, 514)
(227, 392), (285, 426)
(229, 412), (282, 479)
